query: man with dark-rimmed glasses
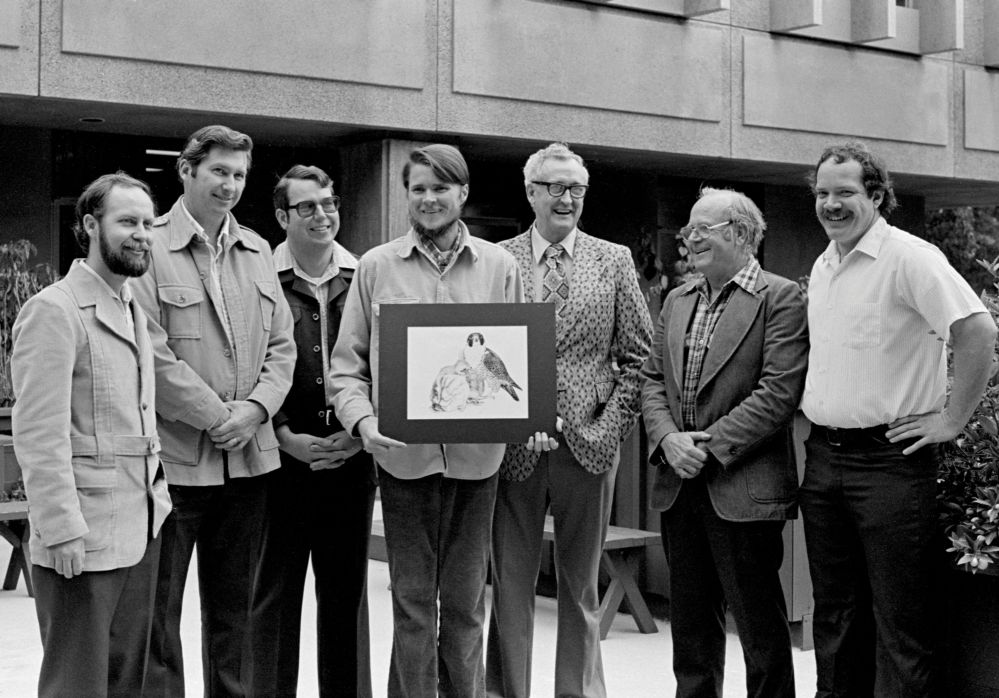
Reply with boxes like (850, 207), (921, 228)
(246, 165), (376, 697)
(486, 142), (651, 698)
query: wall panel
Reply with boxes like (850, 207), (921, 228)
(452, 0), (723, 122)
(0, 0), (38, 95)
(61, 0), (425, 89)
(743, 34), (949, 146)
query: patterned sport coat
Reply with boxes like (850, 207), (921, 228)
(500, 229), (652, 479)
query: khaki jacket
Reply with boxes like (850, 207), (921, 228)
(132, 198), (296, 486)
(12, 262), (171, 571)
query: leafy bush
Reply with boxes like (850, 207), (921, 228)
(938, 256), (999, 574)
(0, 240), (58, 406)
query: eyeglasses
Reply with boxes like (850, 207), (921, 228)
(678, 220), (732, 241)
(531, 181), (588, 199)
(287, 196), (341, 218)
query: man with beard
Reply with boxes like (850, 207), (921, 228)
(11, 172), (171, 697)
(331, 144), (523, 698)
(246, 165), (376, 697)
(132, 125), (295, 697)
(486, 143), (652, 698)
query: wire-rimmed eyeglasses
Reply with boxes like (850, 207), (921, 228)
(678, 220), (732, 241)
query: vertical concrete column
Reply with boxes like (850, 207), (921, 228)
(337, 138), (433, 256)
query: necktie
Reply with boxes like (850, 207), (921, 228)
(541, 244), (569, 316)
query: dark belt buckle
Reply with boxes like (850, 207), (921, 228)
(824, 427), (844, 448)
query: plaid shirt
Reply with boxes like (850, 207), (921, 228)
(417, 227), (464, 272)
(680, 257), (761, 428)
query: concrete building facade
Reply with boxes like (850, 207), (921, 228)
(2, 0), (998, 609)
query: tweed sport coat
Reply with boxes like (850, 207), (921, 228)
(641, 269), (808, 521)
(500, 230), (652, 479)
(12, 262), (171, 571)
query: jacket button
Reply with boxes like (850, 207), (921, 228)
(313, 345), (321, 352)
(178, 295), (186, 303)
(312, 313), (320, 321)
(315, 377), (323, 384)
(223, 348), (231, 357)
(224, 392), (232, 400)
(318, 410), (326, 418)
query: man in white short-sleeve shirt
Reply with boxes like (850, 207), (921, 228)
(800, 141), (996, 697)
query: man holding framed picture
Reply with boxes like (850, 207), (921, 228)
(330, 144), (523, 698)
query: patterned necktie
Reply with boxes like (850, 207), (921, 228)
(541, 244), (569, 316)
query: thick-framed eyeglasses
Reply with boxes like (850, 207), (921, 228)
(287, 196), (341, 218)
(678, 220), (732, 241)
(531, 181), (588, 199)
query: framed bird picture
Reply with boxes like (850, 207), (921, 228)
(378, 303), (557, 443)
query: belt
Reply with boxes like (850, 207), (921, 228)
(810, 424), (893, 450)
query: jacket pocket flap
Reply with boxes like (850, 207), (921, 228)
(255, 280), (278, 301)
(72, 457), (116, 489)
(158, 285), (204, 308)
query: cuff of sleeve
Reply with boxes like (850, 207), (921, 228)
(40, 514), (88, 549)
(182, 392), (229, 431)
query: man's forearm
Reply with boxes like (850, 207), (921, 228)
(946, 312), (997, 427)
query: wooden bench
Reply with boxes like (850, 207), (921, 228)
(0, 500), (31, 597)
(0, 435), (32, 597)
(369, 515), (660, 639)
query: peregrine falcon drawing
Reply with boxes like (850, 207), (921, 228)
(462, 332), (522, 402)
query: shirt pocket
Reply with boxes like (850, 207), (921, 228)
(158, 284), (204, 339)
(73, 456), (116, 552)
(843, 302), (882, 349)
(256, 281), (279, 333)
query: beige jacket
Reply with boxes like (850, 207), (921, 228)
(131, 198), (296, 486)
(12, 262), (171, 571)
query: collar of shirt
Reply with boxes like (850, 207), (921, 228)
(683, 256), (762, 300)
(399, 221), (479, 264)
(273, 239), (357, 286)
(78, 259), (133, 306)
(530, 224), (577, 264)
(820, 215), (889, 267)
(179, 197), (232, 250)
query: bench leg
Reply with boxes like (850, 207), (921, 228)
(598, 550), (657, 638)
(0, 519), (33, 597)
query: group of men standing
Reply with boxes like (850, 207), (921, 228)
(9, 122), (995, 698)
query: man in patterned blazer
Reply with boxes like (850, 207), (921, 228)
(486, 143), (652, 698)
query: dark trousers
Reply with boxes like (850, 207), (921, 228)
(487, 448), (615, 698)
(33, 535), (162, 698)
(143, 475), (268, 698)
(247, 457), (376, 697)
(379, 466), (499, 698)
(661, 478), (794, 698)
(800, 434), (939, 698)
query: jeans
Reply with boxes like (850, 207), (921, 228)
(379, 466), (499, 698)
